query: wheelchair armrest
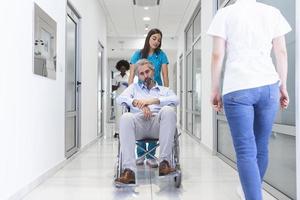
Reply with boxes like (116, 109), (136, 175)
(121, 103), (130, 113)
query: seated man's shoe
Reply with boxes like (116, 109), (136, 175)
(136, 157), (145, 165)
(115, 168), (136, 185)
(159, 160), (176, 176)
(146, 159), (158, 168)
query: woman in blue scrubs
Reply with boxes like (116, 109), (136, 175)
(128, 28), (169, 168)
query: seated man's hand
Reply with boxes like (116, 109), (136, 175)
(133, 99), (149, 109)
(132, 98), (159, 109)
(141, 106), (152, 120)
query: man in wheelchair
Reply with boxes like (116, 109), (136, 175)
(115, 59), (179, 185)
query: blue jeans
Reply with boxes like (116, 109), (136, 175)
(223, 82), (279, 200)
(136, 141), (157, 159)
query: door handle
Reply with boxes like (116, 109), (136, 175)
(77, 81), (82, 86)
(187, 90), (193, 93)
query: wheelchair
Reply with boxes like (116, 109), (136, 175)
(114, 104), (182, 188)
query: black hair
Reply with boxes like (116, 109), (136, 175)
(115, 60), (130, 71)
(140, 28), (162, 59)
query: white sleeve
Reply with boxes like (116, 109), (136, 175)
(116, 84), (134, 106)
(112, 75), (118, 86)
(207, 8), (227, 39)
(273, 9), (292, 38)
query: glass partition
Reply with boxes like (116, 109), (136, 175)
(184, 2), (202, 139)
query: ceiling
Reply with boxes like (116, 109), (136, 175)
(97, 0), (197, 59)
(98, 0), (194, 38)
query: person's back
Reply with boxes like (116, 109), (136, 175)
(208, 1), (291, 199)
(208, 0), (291, 94)
(224, 1), (283, 51)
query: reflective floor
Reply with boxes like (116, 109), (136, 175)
(23, 130), (276, 200)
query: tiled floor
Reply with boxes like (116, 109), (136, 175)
(23, 133), (276, 200)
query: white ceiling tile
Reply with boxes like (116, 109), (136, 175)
(98, 0), (196, 57)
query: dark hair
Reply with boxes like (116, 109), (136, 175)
(140, 28), (162, 59)
(115, 60), (130, 71)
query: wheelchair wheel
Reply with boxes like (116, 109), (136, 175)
(174, 170), (182, 188)
(114, 140), (122, 182)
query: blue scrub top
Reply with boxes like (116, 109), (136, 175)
(130, 50), (169, 86)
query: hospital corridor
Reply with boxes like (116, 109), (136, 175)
(0, 0), (299, 200)
(22, 133), (276, 200)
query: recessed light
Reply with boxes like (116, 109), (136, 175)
(145, 27), (149, 31)
(143, 17), (151, 21)
(144, 7), (149, 10)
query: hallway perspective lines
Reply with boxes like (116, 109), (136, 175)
(23, 132), (276, 200)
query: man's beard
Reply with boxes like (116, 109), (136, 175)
(144, 77), (155, 89)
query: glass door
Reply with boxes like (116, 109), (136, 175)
(179, 55), (183, 128)
(193, 38), (201, 139)
(97, 43), (104, 137)
(65, 4), (80, 158)
(186, 52), (193, 134)
(184, 6), (202, 139)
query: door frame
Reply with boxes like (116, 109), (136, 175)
(183, 2), (202, 138)
(178, 54), (183, 128)
(97, 42), (104, 137)
(65, 2), (81, 158)
(295, 0), (299, 198)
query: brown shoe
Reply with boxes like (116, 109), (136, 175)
(115, 168), (136, 185)
(159, 160), (176, 176)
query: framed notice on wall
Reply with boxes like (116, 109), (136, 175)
(33, 3), (57, 80)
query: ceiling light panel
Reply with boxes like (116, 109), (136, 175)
(133, 0), (160, 7)
(134, 4), (159, 37)
(143, 17), (151, 21)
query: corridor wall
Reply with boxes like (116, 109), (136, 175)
(0, 0), (107, 199)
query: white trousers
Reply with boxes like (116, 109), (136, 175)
(115, 104), (122, 133)
(119, 106), (177, 172)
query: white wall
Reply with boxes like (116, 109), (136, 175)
(0, 0), (107, 199)
(0, 0), (66, 199)
(296, 0), (300, 198)
(200, 0), (215, 150)
(68, 0), (107, 148)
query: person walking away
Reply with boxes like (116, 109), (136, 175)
(207, 0), (291, 199)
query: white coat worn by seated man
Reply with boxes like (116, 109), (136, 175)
(115, 59), (179, 185)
